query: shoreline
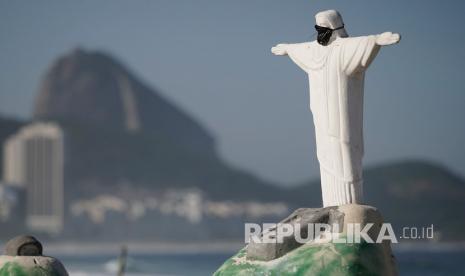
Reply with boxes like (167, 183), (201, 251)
(33, 241), (244, 255)
(1, 240), (463, 255)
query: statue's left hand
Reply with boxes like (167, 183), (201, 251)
(376, 32), (401, 46)
(271, 44), (288, 55)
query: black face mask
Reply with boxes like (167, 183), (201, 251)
(315, 24), (344, 46)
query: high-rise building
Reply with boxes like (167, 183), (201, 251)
(3, 135), (25, 187)
(2, 122), (64, 234)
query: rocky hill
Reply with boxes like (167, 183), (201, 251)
(28, 48), (285, 202)
(33, 48), (214, 155)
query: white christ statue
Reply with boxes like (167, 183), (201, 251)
(272, 10), (400, 207)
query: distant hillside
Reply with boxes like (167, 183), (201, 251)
(365, 161), (465, 241)
(290, 160), (465, 241)
(61, 119), (286, 201)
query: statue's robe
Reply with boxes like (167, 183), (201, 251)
(286, 36), (380, 207)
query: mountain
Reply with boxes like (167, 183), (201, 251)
(29, 48), (285, 202)
(365, 161), (465, 241)
(33, 48), (214, 155)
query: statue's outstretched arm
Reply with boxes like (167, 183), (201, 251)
(271, 44), (289, 56)
(376, 32), (401, 46)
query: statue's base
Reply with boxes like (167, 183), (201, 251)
(214, 204), (397, 276)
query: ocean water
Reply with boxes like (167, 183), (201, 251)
(57, 248), (465, 276)
(395, 248), (465, 276)
(59, 252), (227, 276)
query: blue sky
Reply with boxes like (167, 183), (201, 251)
(1, 0), (464, 185)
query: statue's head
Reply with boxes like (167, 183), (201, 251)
(315, 10), (348, 46)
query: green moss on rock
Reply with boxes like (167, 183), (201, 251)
(0, 261), (63, 276)
(215, 241), (391, 276)
(0, 262), (26, 276)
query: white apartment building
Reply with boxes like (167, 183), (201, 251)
(2, 122), (64, 234)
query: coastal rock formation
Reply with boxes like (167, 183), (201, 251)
(0, 235), (68, 276)
(215, 204), (397, 276)
(4, 236), (42, 256)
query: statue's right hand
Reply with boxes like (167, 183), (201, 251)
(271, 44), (288, 55)
(376, 32), (401, 46)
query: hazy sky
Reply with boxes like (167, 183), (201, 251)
(1, 0), (464, 185)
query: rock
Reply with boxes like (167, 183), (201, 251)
(4, 236), (42, 256)
(338, 204), (397, 276)
(0, 236), (68, 276)
(0, 256), (68, 276)
(338, 204), (384, 241)
(216, 204), (397, 276)
(215, 240), (393, 276)
(246, 206), (343, 261)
